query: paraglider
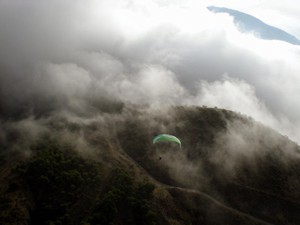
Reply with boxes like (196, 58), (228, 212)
(152, 134), (181, 147)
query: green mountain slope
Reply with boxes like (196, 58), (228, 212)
(1, 105), (300, 225)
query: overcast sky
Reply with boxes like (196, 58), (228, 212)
(1, 0), (300, 143)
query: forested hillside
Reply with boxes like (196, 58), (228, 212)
(1, 106), (300, 225)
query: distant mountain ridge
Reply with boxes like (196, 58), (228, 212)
(207, 6), (300, 45)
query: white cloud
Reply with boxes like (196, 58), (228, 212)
(1, 0), (300, 144)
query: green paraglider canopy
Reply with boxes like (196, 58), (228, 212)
(152, 134), (181, 147)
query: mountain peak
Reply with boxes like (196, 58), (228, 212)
(207, 6), (300, 45)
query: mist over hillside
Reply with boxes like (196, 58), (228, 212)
(1, 0), (300, 143)
(1, 104), (300, 224)
(1, 1), (300, 224)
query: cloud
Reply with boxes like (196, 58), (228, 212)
(0, 0), (300, 144)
